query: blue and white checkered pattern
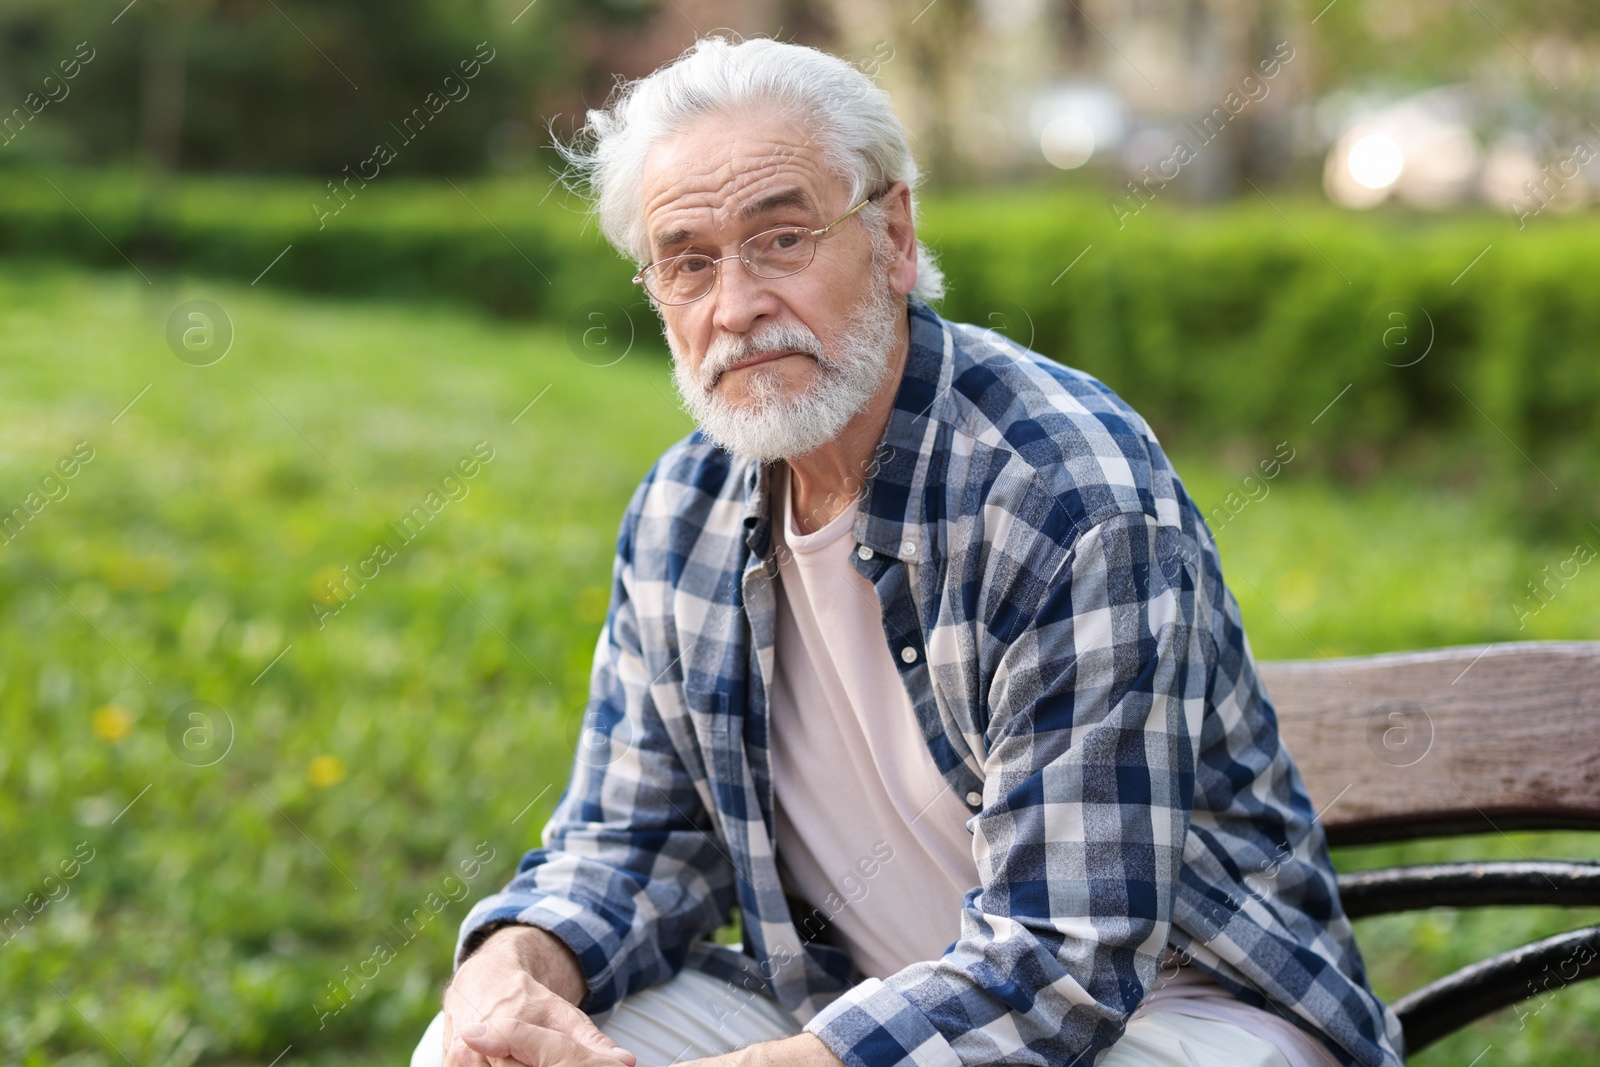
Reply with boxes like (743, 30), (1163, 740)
(455, 296), (1406, 1067)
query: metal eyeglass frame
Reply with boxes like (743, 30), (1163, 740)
(632, 192), (880, 306)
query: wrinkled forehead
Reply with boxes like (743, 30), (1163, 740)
(639, 106), (846, 252)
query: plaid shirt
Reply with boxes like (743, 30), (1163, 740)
(455, 295), (1405, 1067)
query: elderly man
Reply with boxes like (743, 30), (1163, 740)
(414, 35), (1404, 1067)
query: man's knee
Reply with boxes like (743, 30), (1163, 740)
(1098, 1013), (1291, 1067)
(593, 968), (802, 1062)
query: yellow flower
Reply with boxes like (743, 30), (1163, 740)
(93, 704), (133, 743)
(308, 754), (345, 788)
(309, 563), (353, 606)
(103, 553), (175, 592)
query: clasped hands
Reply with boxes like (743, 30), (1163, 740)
(441, 927), (844, 1067)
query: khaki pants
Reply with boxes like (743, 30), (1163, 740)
(411, 966), (1291, 1067)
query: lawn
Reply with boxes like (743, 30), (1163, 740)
(1, 261), (1594, 1065)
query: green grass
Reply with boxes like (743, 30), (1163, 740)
(0, 261), (1594, 1064)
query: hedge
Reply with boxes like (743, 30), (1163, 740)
(3, 167), (1596, 518)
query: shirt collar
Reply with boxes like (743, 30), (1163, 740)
(739, 295), (952, 567)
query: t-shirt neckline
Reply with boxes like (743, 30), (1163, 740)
(780, 462), (860, 554)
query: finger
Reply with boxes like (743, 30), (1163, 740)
(461, 1017), (627, 1066)
(541, 1001), (637, 1065)
(443, 1031), (494, 1067)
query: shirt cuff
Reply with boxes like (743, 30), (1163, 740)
(802, 977), (963, 1067)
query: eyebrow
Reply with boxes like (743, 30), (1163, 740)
(651, 188), (819, 255)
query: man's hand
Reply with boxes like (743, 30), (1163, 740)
(682, 1032), (847, 1067)
(442, 924), (637, 1067)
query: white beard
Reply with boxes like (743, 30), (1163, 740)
(666, 268), (904, 464)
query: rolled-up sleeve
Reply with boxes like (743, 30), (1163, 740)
(803, 509), (1207, 1067)
(453, 468), (737, 1014)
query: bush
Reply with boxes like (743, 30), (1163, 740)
(924, 186), (1600, 517)
(3, 168), (1595, 525)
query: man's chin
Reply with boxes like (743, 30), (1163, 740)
(691, 421), (788, 464)
(691, 399), (842, 464)
(709, 354), (817, 397)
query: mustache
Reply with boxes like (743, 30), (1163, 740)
(701, 322), (827, 389)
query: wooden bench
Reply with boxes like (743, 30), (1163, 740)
(1260, 640), (1600, 1056)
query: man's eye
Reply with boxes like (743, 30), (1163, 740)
(771, 232), (802, 250)
(659, 255), (710, 278)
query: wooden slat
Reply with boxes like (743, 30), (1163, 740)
(1257, 642), (1600, 846)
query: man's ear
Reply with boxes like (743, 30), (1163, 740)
(881, 181), (918, 297)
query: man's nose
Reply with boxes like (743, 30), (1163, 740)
(709, 256), (782, 336)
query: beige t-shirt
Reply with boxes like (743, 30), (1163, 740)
(765, 462), (1333, 1066)
(768, 461), (981, 980)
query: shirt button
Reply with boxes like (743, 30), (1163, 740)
(902, 541), (916, 556)
(900, 646), (918, 664)
(966, 791), (982, 806)
(857, 544), (874, 560)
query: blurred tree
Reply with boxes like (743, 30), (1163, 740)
(0, 0), (1594, 187)
(1309, 0), (1600, 91)
(0, 0), (577, 175)
(903, 0), (982, 185)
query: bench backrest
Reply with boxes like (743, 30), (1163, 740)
(1259, 641), (1600, 847)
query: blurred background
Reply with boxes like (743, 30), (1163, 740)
(1, 1), (1596, 1064)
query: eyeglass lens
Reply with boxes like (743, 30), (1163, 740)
(645, 228), (816, 303)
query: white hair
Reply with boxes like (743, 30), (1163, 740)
(552, 34), (946, 306)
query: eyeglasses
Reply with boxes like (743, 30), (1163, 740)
(634, 194), (877, 306)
